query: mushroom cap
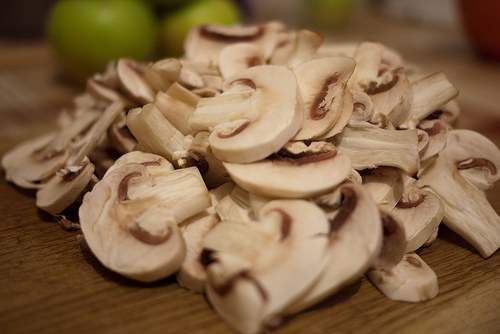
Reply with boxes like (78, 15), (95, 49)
(223, 141), (352, 198)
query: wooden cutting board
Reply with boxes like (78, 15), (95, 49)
(1, 41), (500, 334)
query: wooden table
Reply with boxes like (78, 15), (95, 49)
(1, 7), (500, 334)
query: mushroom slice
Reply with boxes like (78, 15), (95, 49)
(417, 119), (448, 163)
(401, 72), (459, 128)
(189, 65), (303, 163)
(292, 57), (356, 140)
(424, 99), (460, 126)
(361, 167), (405, 212)
(165, 82), (202, 108)
(126, 103), (187, 165)
(347, 41), (384, 91)
(79, 158), (212, 282)
(367, 252), (439, 302)
(314, 88), (354, 139)
(1, 109), (101, 189)
(349, 89), (374, 123)
(370, 210), (406, 271)
(286, 29), (324, 68)
(184, 22), (282, 66)
(116, 58), (155, 104)
(177, 212), (220, 293)
(215, 186), (254, 222)
(36, 157), (96, 216)
(286, 182), (383, 314)
(333, 123), (420, 175)
(417, 153), (500, 258)
(442, 129), (500, 190)
(148, 58), (204, 89)
(107, 111), (137, 154)
(218, 43), (266, 80)
(103, 151), (174, 178)
(153, 90), (195, 136)
(391, 187), (443, 253)
(203, 199), (330, 334)
(223, 141), (351, 198)
(365, 68), (413, 128)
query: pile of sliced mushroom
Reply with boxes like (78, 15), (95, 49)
(2, 22), (500, 333)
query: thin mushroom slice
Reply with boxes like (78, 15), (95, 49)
(442, 129), (500, 190)
(103, 151), (174, 178)
(417, 119), (448, 163)
(417, 154), (500, 258)
(184, 22), (283, 66)
(116, 58), (155, 105)
(189, 65), (303, 163)
(203, 199), (330, 334)
(367, 252), (439, 302)
(348, 41), (385, 91)
(223, 141), (352, 198)
(36, 156), (96, 216)
(391, 187), (444, 253)
(349, 89), (374, 123)
(286, 29), (324, 68)
(361, 167), (405, 212)
(177, 212), (220, 293)
(79, 157), (212, 282)
(314, 88), (354, 140)
(153, 90), (196, 136)
(333, 122), (420, 175)
(218, 43), (266, 80)
(292, 56), (356, 140)
(370, 210), (406, 271)
(286, 182), (383, 314)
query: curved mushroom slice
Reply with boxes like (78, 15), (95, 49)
(107, 111), (137, 154)
(223, 141), (351, 198)
(1, 108), (101, 189)
(148, 58), (204, 89)
(203, 199), (330, 334)
(417, 119), (448, 163)
(417, 154), (500, 258)
(314, 89), (354, 140)
(390, 188), (443, 253)
(349, 89), (374, 123)
(36, 157), (96, 216)
(365, 68), (413, 128)
(401, 72), (459, 129)
(286, 182), (383, 314)
(215, 185), (254, 223)
(86, 77), (137, 108)
(79, 158), (212, 282)
(177, 212), (220, 293)
(333, 123), (420, 175)
(367, 252), (439, 302)
(189, 65), (303, 163)
(442, 129), (500, 190)
(218, 43), (266, 80)
(184, 22), (283, 66)
(361, 167), (406, 211)
(286, 29), (323, 68)
(116, 58), (155, 104)
(292, 57), (355, 140)
(103, 151), (174, 178)
(424, 99), (460, 126)
(165, 82), (202, 108)
(370, 210), (406, 271)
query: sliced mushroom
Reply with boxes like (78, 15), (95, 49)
(116, 58), (155, 104)
(424, 99), (460, 126)
(177, 211), (220, 293)
(286, 182), (383, 314)
(349, 89), (374, 123)
(401, 72), (459, 129)
(370, 209), (406, 271)
(361, 167), (405, 212)
(36, 156), (96, 216)
(203, 199), (330, 334)
(347, 41), (385, 91)
(184, 22), (282, 66)
(292, 56), (355, 140)
(367, 252), (439, 302)
(315, 89), (354, 139)
(189, 65), (303, 163)
(286, 29), (323, 68)
(107, 111), (137, 154)
(365, 67), (413, 128)
(79, 155), (211, 282)
(417, 152), (500, 258)
(126, 103), (187, 165)
(390, 187), (443, 253)
(333, 122), (420, 175)
(417, 119), (448, 163)
(218, 42), (266, 80)
(148, 58), (204, 89)
(165, 81), (202, 108)
(153, 90), (195, 136)
(223, 141), (351, 198)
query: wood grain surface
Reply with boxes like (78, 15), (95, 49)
(1, 6), (500, 334)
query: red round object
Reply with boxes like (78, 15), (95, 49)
(458, 0), (500, 60)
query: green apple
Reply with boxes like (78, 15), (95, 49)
(47, 0), (159, 83)
(159, 0), (241, 57)
(305, 0), (354, 31)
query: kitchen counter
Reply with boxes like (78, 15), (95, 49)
(1, 7), (500, 334)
